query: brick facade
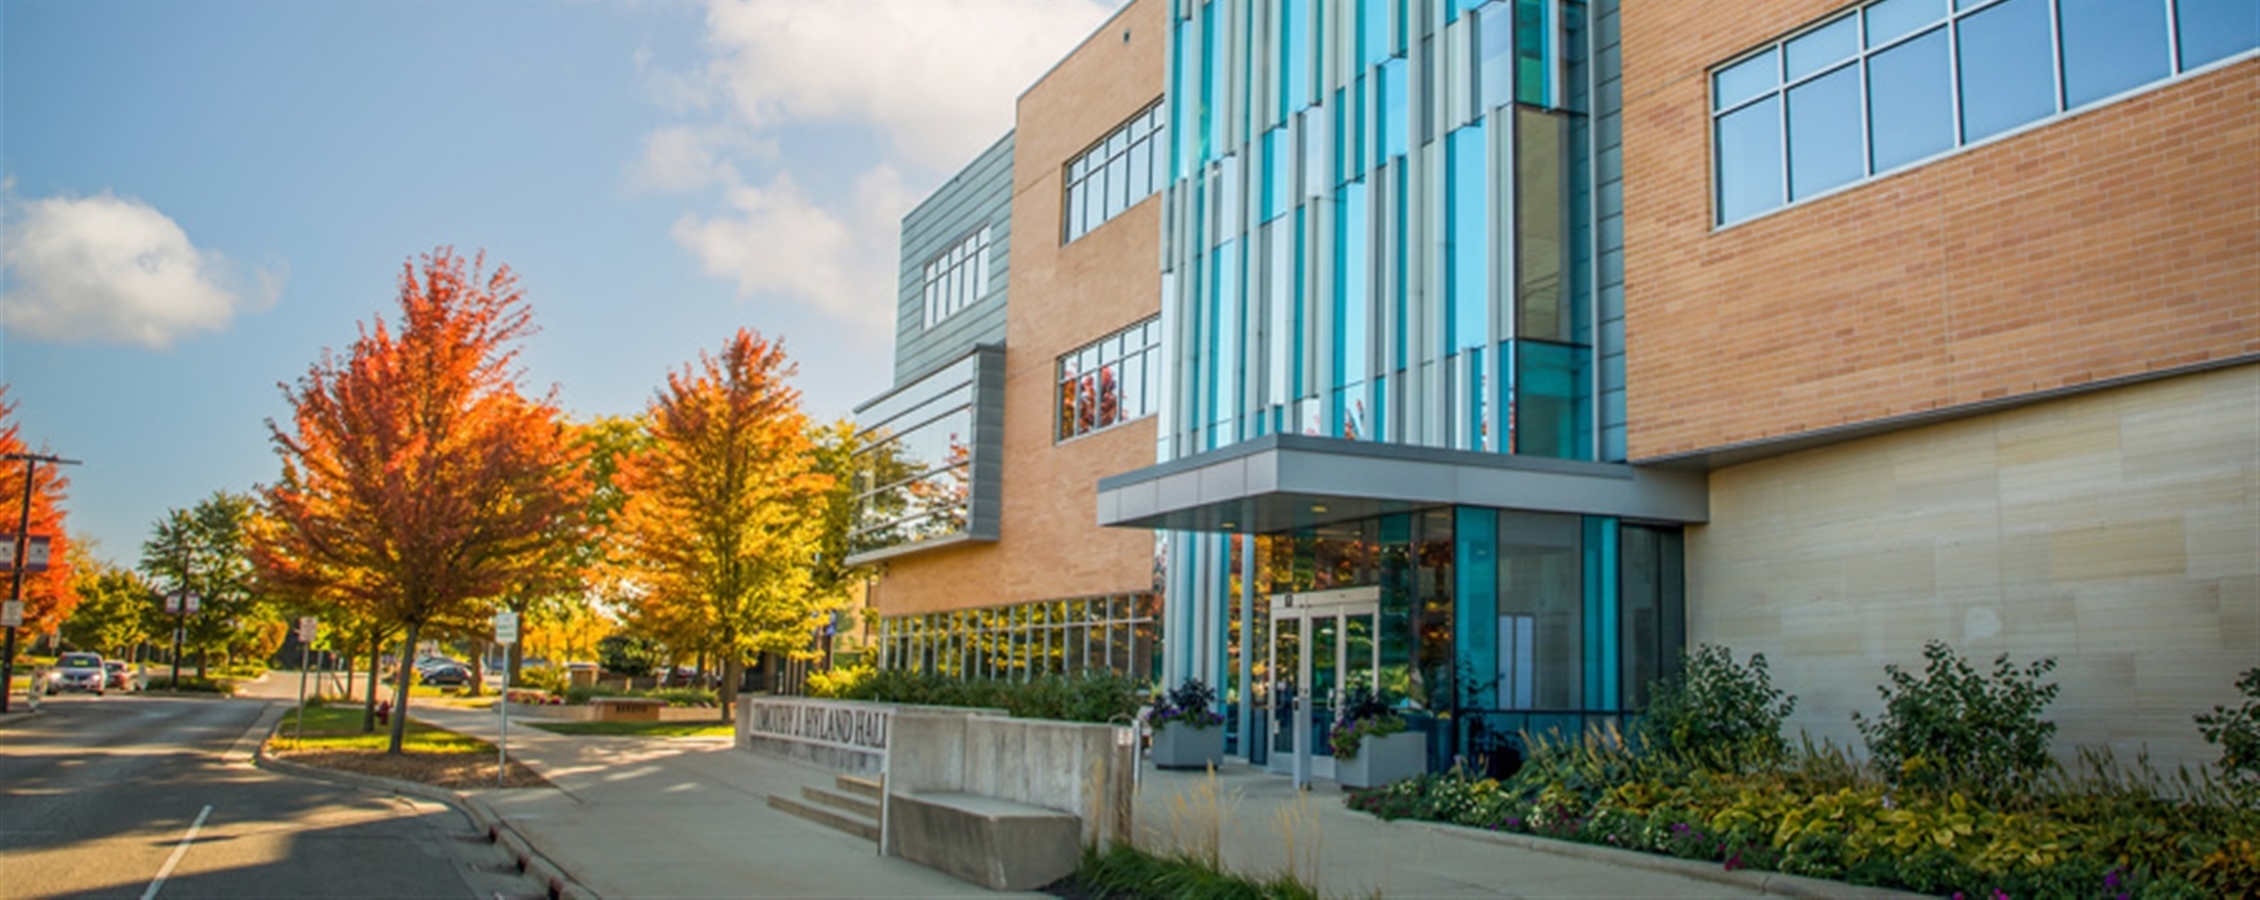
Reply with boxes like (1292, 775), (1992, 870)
(1619, 0), (2260, 461)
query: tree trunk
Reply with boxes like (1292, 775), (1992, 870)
(363, 633), (382, 733)
(506, 639), (523, 690)
(467, 638), (486, 698)
(720, 656), (741, 723)
(388, 622), (419, 754)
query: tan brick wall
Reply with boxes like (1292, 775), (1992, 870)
(1688, 363), (2260, 769)
(875, 0), (1167, 618)
(1620, 1), (2260, 460)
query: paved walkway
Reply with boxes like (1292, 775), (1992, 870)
(243, 679), (1896, 898)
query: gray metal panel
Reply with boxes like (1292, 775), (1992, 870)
(1093, 433), (1708, 533)
(895, 132), (1015, 386)
(1593, 0), (1627, 462)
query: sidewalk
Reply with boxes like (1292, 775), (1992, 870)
(248, 676), (1897, 899)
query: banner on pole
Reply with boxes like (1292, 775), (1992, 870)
(165, 592), (202, 615)
(0, 535), (51, 572)
(1, 600), (22, 628)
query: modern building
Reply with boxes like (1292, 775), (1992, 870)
(853, 0), (2258, 777)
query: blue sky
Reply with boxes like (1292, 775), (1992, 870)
(2, 0), (1119, 567)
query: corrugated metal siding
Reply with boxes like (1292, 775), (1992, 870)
(894, 132), (1016, 386)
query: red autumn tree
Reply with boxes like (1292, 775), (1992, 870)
(0, 386), (77, 636)
(613, 329), (832, 718)
(257, 248), (587, 753)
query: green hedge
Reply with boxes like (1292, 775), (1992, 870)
(811, 668), (1142, 724)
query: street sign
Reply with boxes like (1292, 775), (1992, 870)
(165, 592), (202, 615)
(493, 610), (519, 646)
(0, 535), (51, 572)
(1, 600), (22, 628)
(298, 616), (318, 643)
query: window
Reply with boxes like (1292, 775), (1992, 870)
(850, 355), (980, 557)
(921, 226), (991, 329)
(1712, 0), (2258, 225)
(1063, 101), (1168, 243)
(876, 592), (1159, 682)
(1057, 317), (1162, 440)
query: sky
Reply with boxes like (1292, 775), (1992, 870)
(1, 0), (1123, 567)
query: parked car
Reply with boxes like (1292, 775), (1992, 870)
(103, 660), (137, 692)
(418, 662), (473, 687)
(48, 652), (106, 696)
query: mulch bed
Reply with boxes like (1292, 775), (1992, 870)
(271, 748), (551, 789)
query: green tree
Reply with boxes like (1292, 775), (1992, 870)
(140, 491), (272, 677)
(61, 551), (154, 659)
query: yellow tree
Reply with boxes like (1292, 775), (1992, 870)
(616, 329), (830, 719)
(257, 248), (587, 753)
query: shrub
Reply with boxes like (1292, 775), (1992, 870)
(1854, 640), (2060, 798)
(1146, 678), (1224, 730)
(514, 665), (568, 694)
(2194, 667), (2260, 790)
(1329, 683), (1406, 759)
(647, 687), (716, 707)
(804, 663), (872, 697)
(1637, 645), (1797, 772)
(814, 668), (1141, 724)
(145, 675), (236, 695)
(594, 634), (659, 678)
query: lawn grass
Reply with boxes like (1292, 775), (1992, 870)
(522, 720), (734, 738)
(272, 704), (491, 754)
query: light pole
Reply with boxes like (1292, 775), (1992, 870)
(3, 452), (80, 715)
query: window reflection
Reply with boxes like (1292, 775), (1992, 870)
(877, 592), (1161, 683)
(1058, 316), (1163, 441)
(1064, 101), (1168, 243)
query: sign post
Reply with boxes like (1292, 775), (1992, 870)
(3, 451), (79, 715)
(493, 610), (519, 787)
(165, 591), (200, 690)
(295, 617), (318, 743)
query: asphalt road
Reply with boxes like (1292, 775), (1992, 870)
(0, 694), (541, 900)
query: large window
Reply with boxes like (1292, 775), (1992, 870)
(850, 353), (989, 559)
(1064, 101), (1168, 243)
(922, 226), (992, 329)
(878, 593), (1161, 683)
(1712, 0), (2260, 225)
(1057, 316), (1163, 441)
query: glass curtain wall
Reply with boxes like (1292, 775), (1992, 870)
(877, 592), (1162, 683)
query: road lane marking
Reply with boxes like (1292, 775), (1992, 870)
(141, 804), (211, 900)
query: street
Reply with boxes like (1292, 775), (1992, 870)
(0, 694), (542, 900)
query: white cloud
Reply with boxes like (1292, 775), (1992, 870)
(641, 0), (1119, 326)
(698, 0), (1119, 171)
(671, 166), (912, 328)
(1, 190), (279, 349)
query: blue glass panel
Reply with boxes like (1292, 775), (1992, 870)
(1479, 1), (1513, 109)
(1865, 0), (1949, 47)
(1516, 0), (1552, 106)
(1785, 14), (1858, 81)
(1363, 0), (1391, 69)
(1215, 240), (1241, 440)
(1714, 49), (1778, 111)
(1283, 0), (1308, 116)
(1512, 340), (1591, 460)
(1715, 96), (1783, 223)
(1262, 127), (1288, 222)
(2060, 0), (2170, 108)
(1957, 0), (2057, 142)
(1582, 517), (1619, 709)
(1455, 508), (1491, 705)
(1381, 58), (1408, 160)
(1868, 26), (1955, 171)
(2180, 0), (2260, 69)
(1200, 0), (1216, 165)
(1339, 182), (1370, 387)
(1787, 64), (1864, 199)
(1446, 124), (1488, 351)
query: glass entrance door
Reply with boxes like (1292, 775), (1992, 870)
(1266, 586), (1381, 784)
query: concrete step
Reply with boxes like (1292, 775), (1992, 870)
(767, 793), (879, 842)
(801, 785), (881, 820)
(835, 774), (883, 800)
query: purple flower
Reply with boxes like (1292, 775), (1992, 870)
(1671, 823), (1689, 834)
(2104, 869), (2122, 890)
(1724, 854), (1742, 871)
(1992, 890), (2009, 900)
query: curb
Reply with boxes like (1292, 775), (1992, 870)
(1399, 819), (1933, 900)
(251, 727), (599, 900)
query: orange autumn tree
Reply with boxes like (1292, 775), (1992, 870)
(257, 248), (586, 753)
(0, 387), (77, 637)
(615, 329), (831, 719)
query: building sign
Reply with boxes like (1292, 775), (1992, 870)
(743, 699), (892, 753)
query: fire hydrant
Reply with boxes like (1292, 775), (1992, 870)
(376, 700), (393, 725)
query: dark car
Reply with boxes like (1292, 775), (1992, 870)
(419, 662), (473, 687)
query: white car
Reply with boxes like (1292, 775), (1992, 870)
(49, 652), (107, 696)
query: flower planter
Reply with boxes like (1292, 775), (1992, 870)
(1150, 722), (1225, 769)
(1335, 729), (1426, 789)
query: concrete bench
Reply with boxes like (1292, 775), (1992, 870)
(590, 697), (666, 722)
(886, 792), (1080, 891)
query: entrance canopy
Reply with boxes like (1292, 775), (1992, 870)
(1094, 434), (1708, 533)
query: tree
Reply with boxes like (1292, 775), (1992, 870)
(61, 551), (154, 659)
(141, 491), (270, 677)
(615, 329), (831, 719)
(257, 248), (587, 753)
(807, 419), (871, 671)
(0, 386), (78, 639)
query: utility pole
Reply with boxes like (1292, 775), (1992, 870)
(170, 544), (192, 689)
(2, 452), (79, 715)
